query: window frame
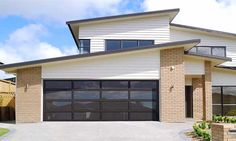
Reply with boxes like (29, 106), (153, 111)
(78, 39), (91, 54)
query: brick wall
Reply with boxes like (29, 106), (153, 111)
(16, 67), (41, 123)
(212, 123), (236, 141)
(160, 47), (185, 122)
(192, 78), (204, 120)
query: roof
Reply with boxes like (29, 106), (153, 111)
(0, 39), (200, 71)
(171, 23), (236, 38)
(185, 52), (232, 62)
(66, 8), (179, 25)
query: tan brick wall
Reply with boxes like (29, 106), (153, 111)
(203, 61), (212, 121)
(192, 77), (204, 120)
(212, 123), (236, 141)
(16, 67), (41, 123)
(160, 47), (185, 122)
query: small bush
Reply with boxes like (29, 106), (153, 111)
(192, 121), (211, 141)
(213, 115), (236, 123)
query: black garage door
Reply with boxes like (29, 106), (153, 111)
(43, 80), (159, 121)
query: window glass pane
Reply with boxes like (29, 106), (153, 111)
(213, 105), (222, 116)
(223, 87), (236, 104)
(130, 81), (157, 89)
(130, 91), (156, 100)
(45, 101), (71, 112)
(197, 47), (211, 55)
(102, 112), (128, 120)
(79, 39), (90, 47)
(101, 102), (128, 111)
(45, 113), (72, 120)
(130, 101), (155, 112)
(79, 47), (90, 54)
(73, 101), (99, 111)
(188, 47), (197, 53)
(74, 112), (100, 120)
(212, 47), (225, 57)
(45, 81), (71, 89)
(74, 91), (100, 100)
(122, 40), (138, 48)
(139, 40), (154, 47)
(45, 91), (72, 100)
(223, 105), (236, 116)
(129, 112), (153, 120)
(212, 87), (221, 104)
(73, 81), (100, 89)
(102, 91), (128, 99)
(102, 81), (128, 89)
(106, 40), (121, 51)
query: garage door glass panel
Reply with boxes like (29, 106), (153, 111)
(45, 113), (72, 120)
(130, 113), (153, 120)
(45, 81), (71, 89)
(45, 101), (72, 112)
(130, 81), (156, 89)
(102, 102), (128, 111)
(130, 91), (156, 100)
(130, 101), (155, 112)
(102, 112), (128, 120)
(102, 81), (128, 89)
(74, 101), (100, 111)
(74, 112), (100, 120)
(74, 91), (100, 100)
(45, 91), (72, 100)
(73, 81), (100, 89)
(102, 91), (128, 99)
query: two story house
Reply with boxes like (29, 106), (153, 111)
(1, 8), (236, 123)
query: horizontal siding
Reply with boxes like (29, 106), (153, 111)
(184, 58), (204, 75)
(79, 16), (170, 52)
(212, 68), (236, 86)
(42, 50), (160, 79)
(170, 29), (236, 66)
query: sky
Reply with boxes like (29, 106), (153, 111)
(0, 0), (236, 78)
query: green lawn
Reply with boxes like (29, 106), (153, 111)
(0, 128), (9, 136)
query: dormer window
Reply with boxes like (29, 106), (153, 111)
(78, 39), (90, 54)
(106, 40), (154, 51)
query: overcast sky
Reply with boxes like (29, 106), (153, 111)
(0, 0), (235, 78)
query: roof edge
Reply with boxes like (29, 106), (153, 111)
(185, 52), (232, 61)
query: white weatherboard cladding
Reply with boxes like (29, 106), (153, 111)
(170, 29), (236, 66)
(212, 68), (236, 86)
(184, 58), (204, 75)
(42, 50), (160, 79)
(79, 16), (170, 52)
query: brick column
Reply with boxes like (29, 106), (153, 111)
(160, 48), (185, 122)
(203, 61), (212, 121)
(192, 78), (204, 120)
(16, 67), (42, 123)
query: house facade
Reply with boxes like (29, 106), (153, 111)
(1, 9), (236, 123)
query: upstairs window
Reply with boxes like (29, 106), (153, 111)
(106, 40), (154, 51)
(78, 39), (90, 54)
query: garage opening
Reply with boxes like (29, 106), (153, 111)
(43, 80), (159, 121)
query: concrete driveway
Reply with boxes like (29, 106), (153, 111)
(0, 121), (192, 141)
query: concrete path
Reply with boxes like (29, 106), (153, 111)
(0, 121), (192, 141)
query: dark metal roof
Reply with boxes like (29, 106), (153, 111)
(185, 52), (232, 61)
(0, 39), (200, 70)
(215, 66), (236, 70)
(66, 8), (179, 25)
(171, 23), (236, 38)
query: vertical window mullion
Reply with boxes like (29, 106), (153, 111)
(221, 86), (224, 116)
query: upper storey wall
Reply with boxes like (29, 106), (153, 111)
(79, 16), (170, 52)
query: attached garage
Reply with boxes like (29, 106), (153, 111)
(43, 80), (159, 121)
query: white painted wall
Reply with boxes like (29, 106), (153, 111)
(170, 28), (236, 67)
(79, 16), (170, 52)
(184, 57), (205, 75)
(212, 68), (236, 86)
(42, 50), (160, 79)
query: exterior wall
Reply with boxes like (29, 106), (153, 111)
(16, 67), (41, 123)
(42, 50), (160, 79)
(184, 57), (204, 75)
(185, 77), (192, 85)
(79, 16), (170, 52)
(160, 47), (185, 122)
(212, 68), (236, 86)
(212, 123), (236, 141)
(170, 28), (236, 66)
(192, 78), (204, 120)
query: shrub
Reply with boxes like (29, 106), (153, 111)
(192, 121), (211, 141)
(213, 115), (236, 123)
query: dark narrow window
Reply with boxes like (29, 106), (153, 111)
(123, 40), (138, 48)
(106, 40), (121, 51)
(78, 39), (90, 54)
(138, 40), (154, 47)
